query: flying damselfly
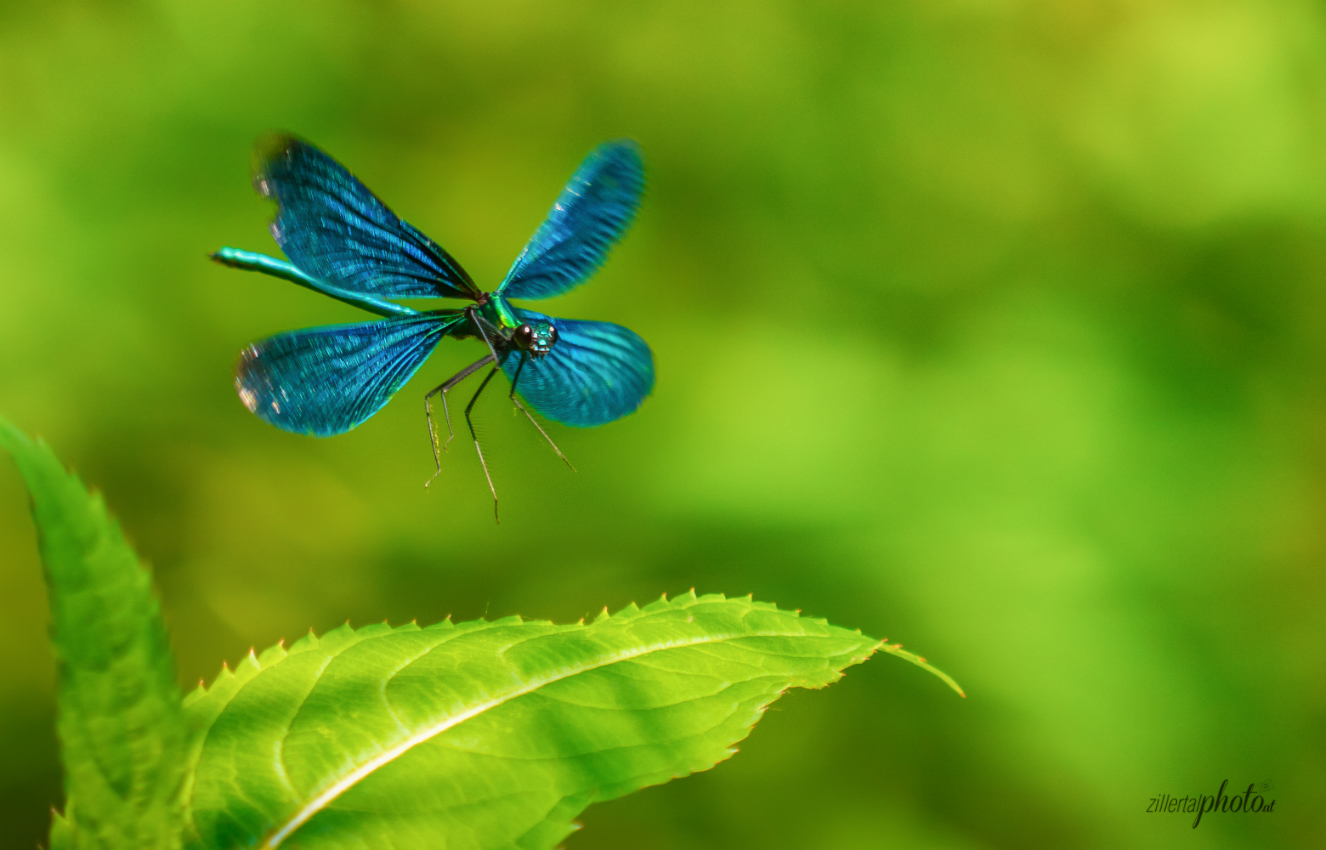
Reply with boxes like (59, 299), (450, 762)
(213, 135), (653, 519)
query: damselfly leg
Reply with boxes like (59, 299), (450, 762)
(464, 364), (504, 521)
(424, 353), (494, 487)
(508, 352), (575, 472)
(424, 307), (575, 519)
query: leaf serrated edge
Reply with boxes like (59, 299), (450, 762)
(183, 590), (951, 704)
(183, 591), (782, 703)
(1, 415), (189, 850)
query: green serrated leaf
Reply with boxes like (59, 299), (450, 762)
(0, 416), (187, 850)
(183, 592), (892, 849)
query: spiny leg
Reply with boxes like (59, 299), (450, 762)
(464, 364), (504, 522)
(508, 352), (575, 472)
(423, 353), (494, 487)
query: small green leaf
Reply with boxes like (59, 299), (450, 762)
(183, 594), (898, 849)
(0, 416), (187, 850)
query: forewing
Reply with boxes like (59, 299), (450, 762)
(236, 312), (462, 437)
(502, 307), (654, 427)
(497, 140), (644, 300)
(257, 135), (479, 300)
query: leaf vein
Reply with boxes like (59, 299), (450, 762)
(261, 629), (795, 847)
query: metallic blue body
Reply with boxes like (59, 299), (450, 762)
(215, 135), (654, 436)
(213, 247), (418, 318)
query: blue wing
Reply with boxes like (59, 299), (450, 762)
(235, 312), (463, 437)
(496, 140), (644, 301)
(501, 306), (653, 427)
(256, 135), (480, 301)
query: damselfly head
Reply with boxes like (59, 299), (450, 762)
(513, 321), (558, 358)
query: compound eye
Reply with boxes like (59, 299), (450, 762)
(514, 324), (534, 348)
(547, 324), (559, 346)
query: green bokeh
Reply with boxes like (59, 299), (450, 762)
(1, 1), (1322, 847)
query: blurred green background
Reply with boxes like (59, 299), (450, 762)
(1, 0), (1323, 847)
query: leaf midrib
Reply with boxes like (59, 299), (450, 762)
(262, 627), (816, 847)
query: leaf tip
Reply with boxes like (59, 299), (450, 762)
(879, 641), (965, 698)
